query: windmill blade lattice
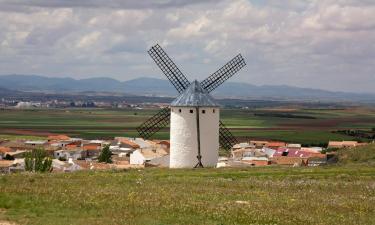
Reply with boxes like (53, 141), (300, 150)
(137, 107), (170, 139)
(138, 44), (245, 150)
(148, 44), (190, 94)
(219, 121), (238, 150)
(200, 54), (246, 93)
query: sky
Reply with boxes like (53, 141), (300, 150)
(0, 0), (374, 93)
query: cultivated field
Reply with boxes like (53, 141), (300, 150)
(0, 107), (374, 145)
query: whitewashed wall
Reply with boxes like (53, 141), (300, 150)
(129, 150), (145, 165)
(170, 107), (219, 168)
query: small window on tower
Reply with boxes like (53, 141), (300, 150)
(213, 109), (216, 113)
(190, 109), (194, 113)
(202, 110), (206, 114)
(179, 109), (182, 113)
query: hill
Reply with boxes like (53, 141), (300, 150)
(1, 74), (375, 102)
(0, 166), (374, 225)
(337, 144), (375, 164)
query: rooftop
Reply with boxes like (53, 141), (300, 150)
(171, 80), (219, 107)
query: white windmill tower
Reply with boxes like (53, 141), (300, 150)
(170, 80), (220, 168)
(137, 44), (246, 168)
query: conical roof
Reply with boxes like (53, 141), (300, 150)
(171, 80), (219, 107)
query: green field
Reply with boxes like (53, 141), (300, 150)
(1, 164), (375, 224)
(0, 107), (374, 145)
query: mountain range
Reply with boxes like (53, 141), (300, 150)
(0, 74), (374, 103)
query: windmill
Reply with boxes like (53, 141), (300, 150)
(137, 44), (246, 168)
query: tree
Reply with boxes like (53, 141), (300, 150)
(98, 145), (112, 163)
(4, 154), (14, 160)
(24, 148), (53, 173)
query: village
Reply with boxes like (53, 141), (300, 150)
(0, 134), (368, 173)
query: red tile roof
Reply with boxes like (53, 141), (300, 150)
(0, 147), (12, 153)
(273, 148), (326, 158)
(266, 142), (286, 148)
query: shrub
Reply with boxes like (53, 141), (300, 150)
(98, 145), (112, 163)
(4, 154), (15, 160)
(24, 148), (53, 173)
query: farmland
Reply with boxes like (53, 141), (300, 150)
(0, 107), (374, 145)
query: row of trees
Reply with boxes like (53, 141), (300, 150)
(25, 148), (53, 172)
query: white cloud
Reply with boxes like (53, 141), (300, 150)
(76, 31), (101, 48)
(0, 0), (374, 93)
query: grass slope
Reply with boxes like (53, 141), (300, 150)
(338, 143), (375, 164)
(1, 165), (375, 225)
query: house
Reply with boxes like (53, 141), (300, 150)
(147, 155), (170, 167)
(232, 142), (255, 150)
(266, 142), (286, 149)
(286, 143), (301, 149)
(116, 138), (140, 149)
(271, 156), (307, 166)
(83, 143), (102, 158)
(5, 150), (27, 159)
(54, 149), (85, 160)
(153, 140), (170, 149)
(231, 148), (254, 160)
(327, 141), (363, 149)
(262, 147), (276, 158)
(301, 147), (323, 153)
(0, 147), (12, 159)
(131, 138), (153, 149)
(130, 148), (168, 165)
(241, 156), (269, 166)
(110, 138), (140, 156)
(249, 140), (269, 148)
(273, 148), (325, 159)
(51, 159), (83, 172)
(65, 141), (82, 150)
(25, 140), (47, 147)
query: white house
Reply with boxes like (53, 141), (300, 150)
(130, 149), (168, 165)
(54, 149), (85, 160)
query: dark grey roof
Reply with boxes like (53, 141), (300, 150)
(171, 80), (219, 107)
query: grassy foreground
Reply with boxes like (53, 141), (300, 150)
(1, 165), (375, 225)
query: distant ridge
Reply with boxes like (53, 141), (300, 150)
(0, 74), (374, 102)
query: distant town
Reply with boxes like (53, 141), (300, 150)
(0, 134), (371, 173)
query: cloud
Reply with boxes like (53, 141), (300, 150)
(0, 0), (218, 10)
(0, 0), (374, 93)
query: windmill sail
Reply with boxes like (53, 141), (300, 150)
(200, 54), (246, 93)
(137, 107), (170, 139)
(219, 121), (238, 150)
(138, 44), (245, 151)
(148, 44), (190, 94)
